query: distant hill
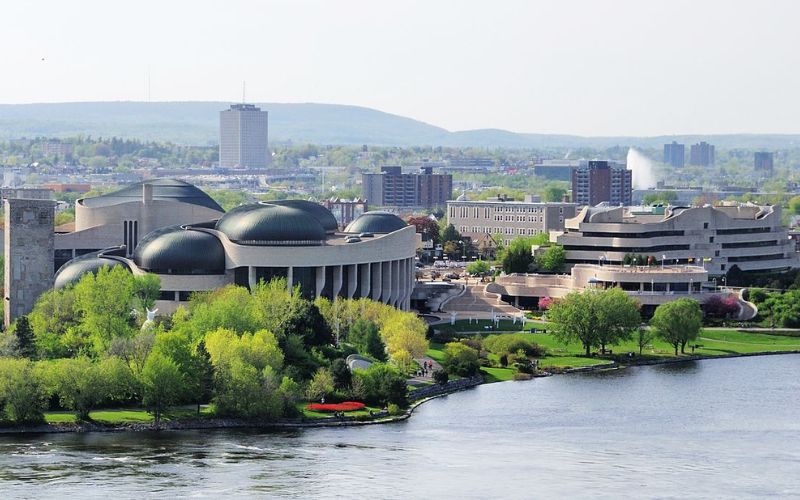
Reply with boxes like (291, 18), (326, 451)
(1, 101), (799, 149)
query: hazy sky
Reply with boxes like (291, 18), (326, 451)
(2, 0), (799, 136)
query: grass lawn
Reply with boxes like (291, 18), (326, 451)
(538, 356), (613, 369)
(44, 406), (214, 425)
(426, 342), (446, 363)
(480, 366), (516, 382)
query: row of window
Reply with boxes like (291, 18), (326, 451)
(458, 226), (546, 236)
(449, 205), (564, 218)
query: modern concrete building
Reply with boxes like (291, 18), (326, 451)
(219, 104), (269, 168)
(689, 142), (715, 166)
(491, 264), (752, 318)
(4, 198), (56, 327)
(550, 203), (798, 277)
(362, 166), (452, 209)
(663, 141), (685, 168)
(754, 152), (774, 174)
(54, 179), (225, 270)
(446, 195), (576, 246)
(571, 160), (632, 207)
(54, 206), (417, 313)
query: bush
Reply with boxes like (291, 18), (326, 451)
(484, 334), (546, 358)
(387, 403), (403, 416)
(353, 364), (408, 407)
(442, 342), (480, 377)
(0, 358), (46, 424)
(432, 369), (449, 385)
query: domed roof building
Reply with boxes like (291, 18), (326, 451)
(215, 204), (326, 245)
(53, 200), (418, 314)
(344, 211), (407, 234)
(54, 249), (131, 289)
(267, 199), (339, 234)
(133, 225), (226, 274)
(80, 179), (223, 212)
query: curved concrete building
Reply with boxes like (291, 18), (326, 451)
(55, 207), (417, 313)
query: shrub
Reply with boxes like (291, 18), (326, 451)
(432, 369), (449, 385)
(353, 364), (408, 407)
(0, 358), (46, 424)
(387, 403), (403, 416)
(442, 342), (480, 377)
(484, 334), (546, 358)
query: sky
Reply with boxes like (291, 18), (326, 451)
(2, 0), (799, 136)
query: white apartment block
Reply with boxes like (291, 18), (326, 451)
(219, 104), (269, 169)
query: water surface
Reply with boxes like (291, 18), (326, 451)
(1, 355), (799, 498)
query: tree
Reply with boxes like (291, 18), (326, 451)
(0, 358), (45, 424)
(499, 237), (540, 274)
(542, 186), (566, 203)
(442, 342), (480, 377)
(536, 245), (566, 273)
(650, 298), (703, 355)
(466, 260), (490, 276)
(14, 316), (36, 359)
(190, 340), (215, 414)
(594, 288), (641, 353)
(348, 319), (386, 361)
(548, 288), (641, 356)
(330, 358), (352, 391)
(789, 195), (800, 215)
(353, 364), (407, 407)
(441, 224), (462, 244)
(306, 367), (335, 401)
(635, 326), (656, 355)
(140, 352), (184, 425)
(132, 274), (161, 314)
(407, 216), (440, 246)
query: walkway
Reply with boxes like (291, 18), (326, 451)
(408, 356), (443, 386)
(441, 283), (521, 319)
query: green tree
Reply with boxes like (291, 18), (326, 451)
(0, 358), (45, 424)
(140, 352), (184, 425)
(132, 274), (161, 313)
(441, 224), (462, 244)
(348, 319), (387, 361)
(14, 316), (36, 359)
(594, 288), (641, 353)
(330, 358), (352, 391)
(499, 237), (537, 274)
(306, 367), (335, 401)
(466, 259), (490, 276)
(190, 340), (214, 414)
(72, 266), (137, 355)
(536, 245), (566, 272)
(788, 195), (800, 215)
(635, 326), (656, 355)
(650, 298), (703, 355)
(548, 288), (641, 356)
(442, 342), (480, 377)
(542, 186), (567, 202)
(46, 358), (108, 420)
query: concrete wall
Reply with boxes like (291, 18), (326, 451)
(4, 199), (55, 327)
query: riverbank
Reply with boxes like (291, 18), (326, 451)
(2, 347), (798, 435)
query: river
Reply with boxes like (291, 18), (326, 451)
(1, 355), (799, 499)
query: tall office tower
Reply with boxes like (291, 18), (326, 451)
(571, 160), (632, 207)
(4, 198), (55, 328)
(219, 104), (269, 168)
(754, 152), (774, 174)
(362, 166), (453, 209)
(689, 141), (715, 166)
(663, 141), (685, 167)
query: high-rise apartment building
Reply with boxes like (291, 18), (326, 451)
(219, 104), (269, 168)
(362, 166), (452, 209)
(571, 160), (632, 207)
(689, 142), (715, 166)
(663, 141), (685, 167)
(754, 152), (774, 174)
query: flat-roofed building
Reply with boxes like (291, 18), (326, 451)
(571, 160), (632, 206)
(362, 166), (452, 209)
(447, 194), (576, 246)
(219, 104), (269, 168)
(551, 203), (798, 276)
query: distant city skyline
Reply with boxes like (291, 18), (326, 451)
(2, 0), (800, 136)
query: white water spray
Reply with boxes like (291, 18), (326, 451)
(626, 147), (656, 190)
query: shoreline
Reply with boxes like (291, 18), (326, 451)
(1, 351), (797, 436)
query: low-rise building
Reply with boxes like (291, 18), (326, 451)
(551, 203), (798, 277)
(446, 194), (576, 246)
(491, 264), (749, 318)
